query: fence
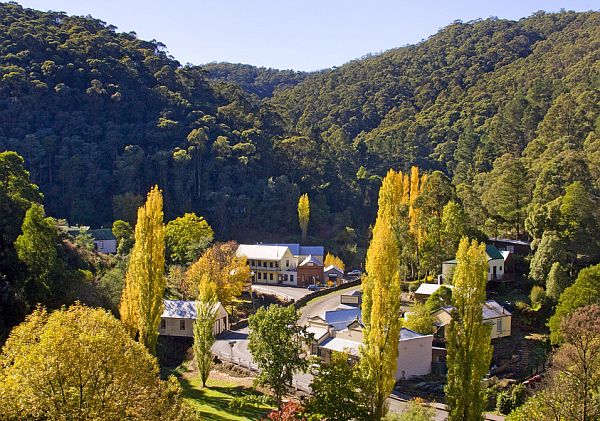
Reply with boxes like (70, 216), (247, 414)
(214, 350), (259, 372)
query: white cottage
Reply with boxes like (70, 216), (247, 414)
(442, 244), (505, 281)
(159, 299), (228, 338)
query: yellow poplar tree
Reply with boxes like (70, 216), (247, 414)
(194, 274), (218, 388)
(360, 169), (405, 420)
(298, 193), (310, 242)
(324, 252), (345, 271)
(119, 185), (166, 355)
(445, 237), (493, 421)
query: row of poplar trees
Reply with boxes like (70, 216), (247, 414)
(360, 167), (492, 420)
(119, 185), (218, 376)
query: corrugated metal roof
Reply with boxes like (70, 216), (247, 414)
(162, 300), (224, 319)
(434, 300), (511, 321)
(263, 243), (325, 257)
(88, 228), (116, 241)
(486, 245), (504, 260)
(400, 328), (430, 340)
(321, 308), (361, 331)
(320, 337), (361, 356)
(306, 326), (328, 340)
(299, 254), (323, 266)
(236, 244), (291, 260)
(415, 283), (453, 296)
(324, 264), (343, 273)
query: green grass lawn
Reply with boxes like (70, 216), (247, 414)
(178, 375), (274, 421)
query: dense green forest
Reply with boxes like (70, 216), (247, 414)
(201, 62), (310, 99)
(1, 2), (599, 266)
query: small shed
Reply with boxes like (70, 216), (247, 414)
(324, 264), (344, 285)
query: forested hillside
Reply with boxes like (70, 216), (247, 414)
(201, 62), (310, 98)
(1, 3), (599, 266)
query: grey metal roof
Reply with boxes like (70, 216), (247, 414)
(162, 300), (224, 319)
(162, 300), (197, 319)
(263, 243), (324, 257)
(400, 327), (429, 340)
(321, 308), (362, 331)
(299, 254), (323, 266)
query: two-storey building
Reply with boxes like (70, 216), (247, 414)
(236, 244), (298, 285)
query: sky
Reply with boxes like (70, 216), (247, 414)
(14, 0), (600, 71)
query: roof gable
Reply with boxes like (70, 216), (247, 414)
(486, 244), (504, 260)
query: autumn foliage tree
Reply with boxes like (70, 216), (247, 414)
(186, 241), (250, 307)
(119, 186), (166, 354)
(360, 169), (405, 419)
(324, 252), (345, 271)
(509, 305), (600, 421)
(298, 193), (310, 242)
(0, 304), (188, 420)
(444, 238), (492, 421)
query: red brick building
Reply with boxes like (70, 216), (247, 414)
(297, 255), (324, 287)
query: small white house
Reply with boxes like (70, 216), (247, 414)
(88, 228), (117, 254)
(159, 299), (228, 338)
(442, 245), (505, 281)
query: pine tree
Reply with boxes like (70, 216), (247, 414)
(445, 237), (492, 421)
(194, 274), (218, 388)
(119, 186), (166, 354)
(359, 169), (405, 420)
(298, 193), (310, 242)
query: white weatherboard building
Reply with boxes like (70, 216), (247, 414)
(236, 244), (298, 285)
(236, 243), (326, 287)
(307, 307), (433, 379)
(442, 244), (505, 281)
(158, 299), (228, 338)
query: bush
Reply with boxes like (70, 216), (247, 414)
(530, 285), (546, 310)
(497, 384), (526, 415)
(408, 281), (421, 293)
(228, 394), (273, 411)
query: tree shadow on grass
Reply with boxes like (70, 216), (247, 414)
(178, 375), (272, 420)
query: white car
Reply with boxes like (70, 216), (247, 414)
(347, 269), (362, 277)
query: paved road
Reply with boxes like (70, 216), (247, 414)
(252, 284), (313, 301)
(299, 285), (360, 325)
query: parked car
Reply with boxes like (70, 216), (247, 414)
(307, 284), (321, 291)
(347, 269), (362, 277)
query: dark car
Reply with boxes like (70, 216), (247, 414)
(307, 284), (320, 291)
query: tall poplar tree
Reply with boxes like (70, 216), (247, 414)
(119, 186), (166, 354)
(445, 237), (492, 421)
(360, 169), (406, 420)
(297, 193), (310, 242)
(194, 274), (218, 388)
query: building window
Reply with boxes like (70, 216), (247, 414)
(250, 260), (255, 266)
(263, 261), (267, 267)
(270, 262), (273, 268)
(290, 274), (294, 283)
(286, 259), (289, 267)
(257, 272), (261, 280)
(270, 273), (273, 281)
(179, 320), (185, 330)
(497, 318), (502, 333)
(160, 319), (166, 329)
